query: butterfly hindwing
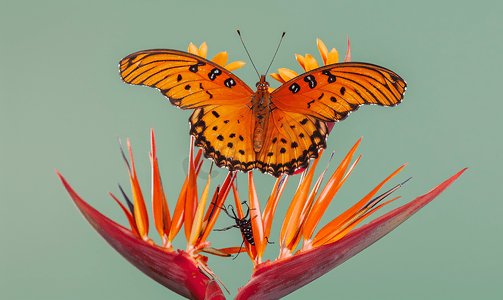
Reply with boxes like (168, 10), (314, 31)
(271, 62), (406, 122)
(255, 108), (328, 176)
(120, 49), (254, 109)
(189, 104), (256, 172)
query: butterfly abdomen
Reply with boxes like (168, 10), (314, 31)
(252, 75), (272, 152)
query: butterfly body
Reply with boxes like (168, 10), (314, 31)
(251, 75), (271, 152)
(120, 47), (406, 177)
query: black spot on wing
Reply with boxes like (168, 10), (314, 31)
(224, 78), (236, 88)
(289, 83), (300, 94)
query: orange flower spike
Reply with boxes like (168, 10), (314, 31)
(166, 177), (186, 246)
(188, 164), (213, 250)
(184, 136), (199, 241)
(232, 183), (245, 218)
(159, 184), (171, 245)
(108, 191), (141, 239)
(198, 172), (236, 243)
(302, 138), (362, 241)
(344, 36), (351, 62)
(326, 196), (402, 244)
(279, 153), (321, 252)
(231, 184), (257, 261)
(167, 146), (205, 246)
(324, 179), (409, 245)
(316, 38), (329, 65)
(211, 51), (228, 67)
(288, 154), (333, 251)
(187, 42), (198, 55)
(313, 163), (407, 246)
(198, 42), (207, 58)
(124, 138), (149, 240)
(303, 54), (319, 71)
(150, 128), (170, 242)
(248, 172), (266, 261)
(262, 175), (289, 241)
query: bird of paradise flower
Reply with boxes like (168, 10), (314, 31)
(57, 39), (466, 299)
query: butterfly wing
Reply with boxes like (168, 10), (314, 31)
(253, 62), (406, 176)
(120, 49), (258, 171)
(119, 49), (254, 109)
(189, 104), (256, 172)
(255, 106), (328, 176)
(270, 62), (406, 122)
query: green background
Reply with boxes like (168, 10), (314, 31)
(1, 0), (500, 299)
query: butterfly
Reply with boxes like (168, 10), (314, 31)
(119, 41), (406, 177)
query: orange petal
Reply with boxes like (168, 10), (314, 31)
(126, 139), (149, 240)
(198, 172), (235, 243)
(277, 68), (298, 82)
(304, 54), (319, 72)
(313, 163), (407, 246)
(216, 247), (247, 255)
(109, 192), (141, 239)
(262, 175), (288, 241)
(231, 184), (257, 261)
(184, 136), (198, 241)
(151, 128), (170, 242)
(188, 42), (198, 55)
(248, 172), (265, 261)
(325, 196), (401, 244)
(269, 73), (285, 84)
(295, 54), (306, 71)
(225, 61), (246, 71)
(317, 38), (328, 65)
(167, 177), (187, 245)
(198, 42), (207, 58)
(326, 48), (339, 65)
(280, 155), (321, 253)
(188, 164), (212, 248)
(302, 138), (361, 241)
(211, 51), (228, 67)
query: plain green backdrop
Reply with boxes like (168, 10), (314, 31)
(1, 0), (501, 299)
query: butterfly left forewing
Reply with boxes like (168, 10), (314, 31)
(270, 62), (406, 122)
(120, 49), (254, 109)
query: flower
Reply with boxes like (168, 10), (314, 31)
(57, 129), (465, 299)
(269, 37), (352, 85)
(57, 128), (232, 299)
(188, 42), (246, 72)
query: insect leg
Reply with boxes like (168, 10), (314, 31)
(214, 225), (239, 231)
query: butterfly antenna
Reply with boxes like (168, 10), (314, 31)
(265, 31), (286, 76)
(237, 29), (260, 79)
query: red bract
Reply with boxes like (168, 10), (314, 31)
(235, 168), (466, 300)
(57, 128), (465, 300)
(57, 171), (223, 300)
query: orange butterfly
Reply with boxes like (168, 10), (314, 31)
(119, 38), (406, 177)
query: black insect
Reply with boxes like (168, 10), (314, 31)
(215, 201), (274, 259)
(216, 202), (255, 247)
